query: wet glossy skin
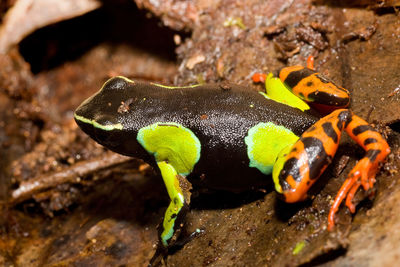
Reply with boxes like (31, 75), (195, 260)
(75, 78), (318, 191)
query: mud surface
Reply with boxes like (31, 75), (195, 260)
(1, 0), (400, 266)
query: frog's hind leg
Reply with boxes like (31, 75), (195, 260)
(327, 111), (390, 230)
(272, 109), (390, 230)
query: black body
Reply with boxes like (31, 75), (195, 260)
(75, 78), (318, 191)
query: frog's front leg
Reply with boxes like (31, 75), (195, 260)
(157, 161), (191, 247)
(148, 161), (191, 267)
(272, 109), (390, 229)
(136, 122), (200, 264)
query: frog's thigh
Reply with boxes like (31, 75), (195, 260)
(272, 110), (345, 203)
(137, 122), (201, 246)
(245, 122), (299, 178)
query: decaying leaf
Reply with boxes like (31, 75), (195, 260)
(0, 0), (101, 53)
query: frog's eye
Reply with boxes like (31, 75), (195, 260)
(101, 76), (134, 92)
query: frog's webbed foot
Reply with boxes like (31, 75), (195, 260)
(328, 156), (381, 230)
(149, 228), (204, 267)
(172, 228), (205, 249)
(148, 244), (167, 267)
(327, 112), (390, 230)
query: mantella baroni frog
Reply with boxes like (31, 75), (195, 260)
(74, 58), (390, 259)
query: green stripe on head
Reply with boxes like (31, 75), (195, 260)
(74, 114), (123, 131)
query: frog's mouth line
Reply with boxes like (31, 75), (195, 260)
(74, 113), (123, 131)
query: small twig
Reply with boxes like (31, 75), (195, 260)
(366, 105), (375, 123)
(11, 152), (131, 204)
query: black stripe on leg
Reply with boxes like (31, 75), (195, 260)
(283, 68), (315, 89)
(308, 91), (350, 106)
(366, 149), (381, 162)
(364, 138), (378, 146)
(322, 122), (338, 143)
(302, 137), (332, 180)
(279, 157), (301, 191)
(352, 125), (374, 136)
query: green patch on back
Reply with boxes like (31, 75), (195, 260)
(245, 122), (299, 175)
(137, 122), (201, 175)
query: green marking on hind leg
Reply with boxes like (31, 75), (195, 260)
(272, 144), (293, 193)
(245, 122), (299, 175)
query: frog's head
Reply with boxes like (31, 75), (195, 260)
(74, 76), (138, 152)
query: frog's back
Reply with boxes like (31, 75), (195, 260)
(124, 82), (318, 191)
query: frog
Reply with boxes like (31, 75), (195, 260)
(74, 57), (390, 263)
